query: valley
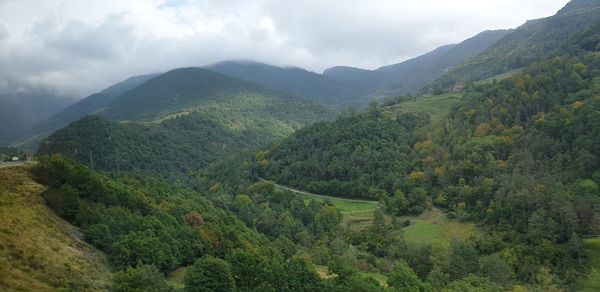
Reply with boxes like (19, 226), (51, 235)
(1, 0), (600, 291)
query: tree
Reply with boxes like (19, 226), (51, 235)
(479, 254), (514, 286)
(42, 183), (80, 220)
(329, 256), (356, 281)
(568, 233), (584, 264)
(283, 258), (324, 291)
(534, 267), (560, 292)
(312, 205), (342, 235)
(248, 181), (275, 196)
(387, 261), (424, 292)
(111, 231), (176, 272)
(226, 249), (273, 290)
(373, 209), (386, 231)
(113, 265), (171, 292)
(183, 211), (205, 226)
(590, 210), (600, 235)
(528, 209), (560, 242)
(184, 257), (236, 292)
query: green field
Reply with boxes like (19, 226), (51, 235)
(399, 208), (477, 244)
(386, 93), (462, 123)
(582, 238), (600, 291)
(272, 182), (477, 238)
(272, 183), (378, 214)
(272, 183), (380, 230)
(302, 196), (378, 214)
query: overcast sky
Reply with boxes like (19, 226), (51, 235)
(0, 0), (570, 99)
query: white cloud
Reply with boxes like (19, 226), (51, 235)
(0, 22), (8, 40)
(0, 0), (571, 98)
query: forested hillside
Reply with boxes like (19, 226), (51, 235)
(259, 109), (429, 201)
(38, 115), (243, 178)
(435, 0), (600, 87)
(30, 155), (392, 291)
(14, 1), (600, 290)
(98, 67), (328, 122)
(257, 52), (600, 289)
(37, 68), (332, 178)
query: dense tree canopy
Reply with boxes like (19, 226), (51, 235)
(253, 52), (600, 290)
(259, 110), (428, 201)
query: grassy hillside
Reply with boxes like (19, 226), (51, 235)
(0, 165), (112, 291)
(436, 0), (600, 86)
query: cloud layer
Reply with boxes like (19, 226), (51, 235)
(0, 0), (570, 98)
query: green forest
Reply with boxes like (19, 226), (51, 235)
(256, 53), (600, 289)
(2, 1), (600, 291)
(29, 52), (600, 291)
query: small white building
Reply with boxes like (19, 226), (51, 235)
(11, 156), (18, 162)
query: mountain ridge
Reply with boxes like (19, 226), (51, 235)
(322, 29), (511, 95)
(207, 60), (366, 107)
(435, 0), (600, 86)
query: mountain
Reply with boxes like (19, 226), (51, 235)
(435, 0), (600, 86)
(14, 1), (600, 291)
(257, 51), (600, 288)
(13, 74), (157, 150)
(38, 67), (332, 177)
(323, 29), (511, 95)
(207, 60), (365, 106)
(0, 90), (72, 145)
(98, 67), (330, 121)
(321, 66), (372, 83)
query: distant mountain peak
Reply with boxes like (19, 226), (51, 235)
(558, 0), (600, 14)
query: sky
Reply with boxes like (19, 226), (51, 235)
(0, 0), (571, 99)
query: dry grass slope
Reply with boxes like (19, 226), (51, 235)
(0, 166), (112, 291)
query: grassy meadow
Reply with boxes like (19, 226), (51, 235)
(399, 208), (477, 244)
(583, 238), (600, 291)
(386, 93), (463, 123)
